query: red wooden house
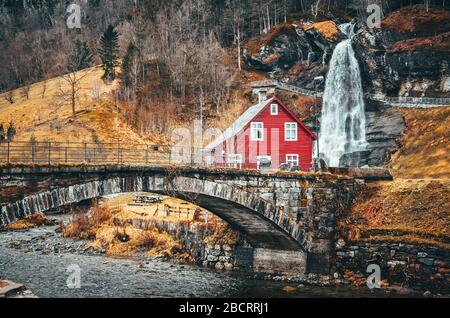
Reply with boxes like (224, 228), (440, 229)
(205, 96), (317, 171)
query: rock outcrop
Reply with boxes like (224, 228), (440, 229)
(340, 111), (405, 168)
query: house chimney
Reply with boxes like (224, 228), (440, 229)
(258, 90), (267, 103)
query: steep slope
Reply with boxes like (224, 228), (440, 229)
(0, 67), (147, 144)
(390, 107), (450, 179)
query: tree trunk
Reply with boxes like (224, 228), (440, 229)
(237, 27), (241, 71)
(72, 83), (76, 116)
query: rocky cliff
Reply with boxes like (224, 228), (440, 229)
(243, 5), (449, 168)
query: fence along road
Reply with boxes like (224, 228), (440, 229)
(0, 141), (262, 168)
(251, 80), (450, 108)
(0, 141), (185, 166)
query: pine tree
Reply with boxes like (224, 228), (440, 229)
(68, 40), (94, 73)
(121, 43), (137, 88)
(99, 25), (119, 81)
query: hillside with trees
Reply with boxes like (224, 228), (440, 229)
(0, 0), (448, 156)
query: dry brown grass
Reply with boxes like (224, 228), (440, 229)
(89, 225), (190, 260)
(2, 213), (53, 231)
(388, 31), (450, 54)
(0, 66), (148, 144)
(277, 90), (320, 121)
(340, 179), (450, 247)
(303, 21), (340, 41)
(204, 222), (240, 246)
(389, 107), (450, 179)
(63, 195), (236, 261)
(63, 206), (114, 239)
(382, 5), (450, 35)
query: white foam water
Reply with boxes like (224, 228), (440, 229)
(319, 23), (367, 167)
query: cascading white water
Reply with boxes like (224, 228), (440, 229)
(319, 23), (367, 167)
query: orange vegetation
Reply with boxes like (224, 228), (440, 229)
(64, 195), (240, 260)
(0, 66), (149, 144)
(389, 107), (450, 179)
(2, 213), (53, 231)
(303, 20), (340, 41)
(340, 179), (450, 248)
(277, 90), (320, 121)
(382, 4), (450, 35)
(388, 31), (450, 53)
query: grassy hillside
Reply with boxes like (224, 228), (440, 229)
(0, 66), (147, 144)
(390, 107), (450, 179)
(341, 179), (450, 249)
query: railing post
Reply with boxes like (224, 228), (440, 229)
(117, 143), (121, 165)
(31, 142), (35, 163)
(84, 142), (88, 163)
(7, 142), (10, 164)
(48, 142), (51, 165)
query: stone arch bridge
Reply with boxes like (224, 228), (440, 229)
(0, 166), (359, 274)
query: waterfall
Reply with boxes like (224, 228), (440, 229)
(319, 23), (367, 167)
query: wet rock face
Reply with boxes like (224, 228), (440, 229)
(386, 51), (450, 79)
(352, 27), (400, 97)
(340, 111), (406, 168)
(244, 23), (341, 83)
(353, 23), (450, 98)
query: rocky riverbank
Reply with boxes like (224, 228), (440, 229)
(0, 218), (425, 298)
(0, 280), (37, 298)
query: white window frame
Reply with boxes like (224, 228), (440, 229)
(228, 154), (242, 169)
(286, 154), (299, 167)
(285, 122), (298, 141)
(250, 122), (264, 141)
(270, 103), (278, 115)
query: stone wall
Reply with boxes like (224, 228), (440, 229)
(129, 218), (242, 271)
(214, 173), (360, 273)
(333, 241), (450, 294)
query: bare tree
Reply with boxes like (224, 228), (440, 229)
(225, 0), (245, 70)
(57, 70), (92, 116)
(4, 91), (14, 104)
(20, 83), (31, 100)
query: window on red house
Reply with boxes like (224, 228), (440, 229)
(251, 122), (264, 141)
(286, 154), (299, 167)
(285, 123), (298, 141)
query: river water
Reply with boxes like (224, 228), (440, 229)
(0, 220), (419, 298)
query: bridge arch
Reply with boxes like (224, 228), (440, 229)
(0, 175), (301, 251)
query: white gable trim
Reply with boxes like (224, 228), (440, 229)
(205, 98), (272, 150)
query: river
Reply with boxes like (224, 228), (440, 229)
(0, 218), (420, 298)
